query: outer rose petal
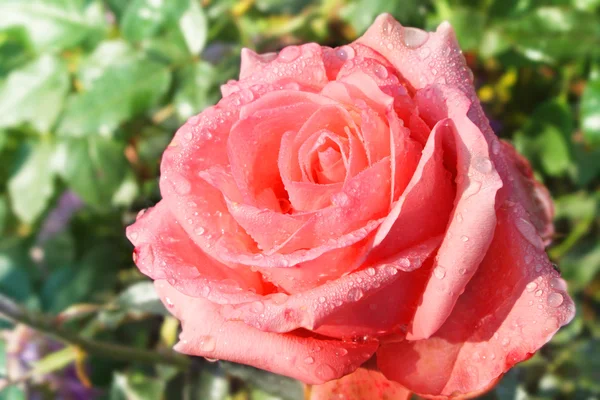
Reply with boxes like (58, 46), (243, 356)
(377, 205), (575, 398)
(308, 368), (412, 400)
(154, 280), (378, 385)
(126, 201), (264, 304)
(357, 15), (552, 240)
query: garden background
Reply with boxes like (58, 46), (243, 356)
(0, 0), (599, 399)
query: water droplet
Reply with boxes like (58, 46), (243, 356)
(456, 212), (463, 223)
(491, 139), (501, 155)
(130, 231), (139, 240)
(199, 336), (216, 352)
(335, 348), (348, 357)
(171, 174), (191, 195)
(315, 364), (337, 381)
(165, 297), (174, 308)
(524, 254), (533, 265)
(183, 131), (193, 141)
(335, 45), (355, 61)
(239, 89), (254, 103)
(385, 265), (398, 276)
(318, 296), (326, 304)
(516, 218), (544, 250)
(402, 27), (429, 49)
(251, 301), (264, 313)
(279, 46), (300, 62)
(501, 337), (510, 346)
(374, 64), (388, 79)
(526, 282), (537, 292)
(550, 277), (567, 291)
(433, 266), (446, 279)
(195, 227), (205, 236)
(366, 267), (376, 276)
(534, 289), (543, 297)
(473, 157), (493, 174)
(386, 42), (394, 50)
(461, 235), (469, 242)
(547, 292), (563, 308)
(459, 268), (467, 275)
(304, 356), (315, 365)
(347, 287), (364, 302)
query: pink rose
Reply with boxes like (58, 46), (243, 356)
(127, 14), (574, 399)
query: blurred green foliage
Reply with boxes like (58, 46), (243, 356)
(0, 0), (598, 399)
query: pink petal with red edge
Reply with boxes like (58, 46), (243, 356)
(497, 140), (555, 243)
(377, 205), (575, 398)
(126, 201), (264, 304)
(155, 280), (378, 385)
(222, 44), (329, 96)
(221, 236), (440, 338)
(407, 115), (503, 340)
(308, 367), (412, 400)
(358, 15), (553, 242)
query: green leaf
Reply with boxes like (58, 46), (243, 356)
(116, 282), (168, 316)
(57, 46), (171, 137)
(537, 125), (571, 176)
(110, 372), (166, 400)
(0, 239), (34, 303)
(0, 26), (34, 78)
(8, 141), (55, 223)
(0, 55), (69, 132)
(0, 386), (27, 400)
(31, 346), (78, 377)
(0, 196), (7, 234)
(427, 6), (487, 51)
(184, 367), (230, 400)
(54, 136), (128, 208)
(121, 0), (188, 42)
(174, 61), (218, 120)
(41, 244), (118, 312)
(0, 0), (107, 52)
(502, 7), (600, 62)
(178, 0), (207, 55)
(581, 65), (600, 145)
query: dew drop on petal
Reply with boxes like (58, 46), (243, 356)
(385, 265), (398, 276)
(461, 235), (469, 242)
(550, 277), (567, 291)
(374, 64), (388, 79)
(473, 157), (493, 174)
(516, 218), (545, 250)
(165, 297), (174, 308)
(347, 287), (364, 302)
(534, 289), (543, 297)
(335, 45), (355, 60)
(402, 27), (429, 49)
(195, 227), (205, 236)
(304, 356), (315, 365)
(526, 282), (537, 292)
(366, 267), (376, 276)
(318, 296), (326, 304)
(199, 336), (216, 352)
(433, 266), (446, 279)
(315, 364), (337, 381)
(547, 292), (564, 308)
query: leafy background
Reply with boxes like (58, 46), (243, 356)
(0, 0), (598, 399)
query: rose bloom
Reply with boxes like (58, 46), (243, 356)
(127, 14), (575, 399)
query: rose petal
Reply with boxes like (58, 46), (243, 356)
(155, 279), (378, 385)
(222, 44), (329, 97)
(221, 236), (440, 338)
(407, 114), (503, 340)
(126, 201), (264, 304)
(377, 205), (575, 398)
(308, 368), (412, 400)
